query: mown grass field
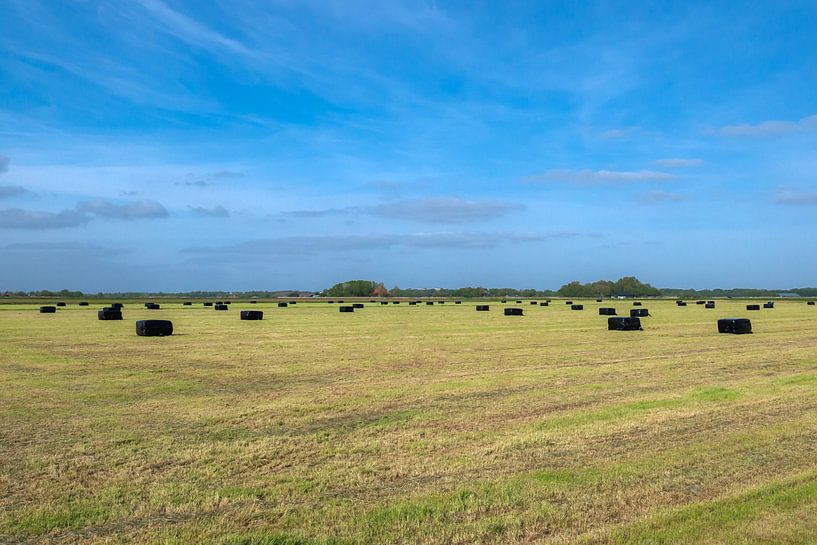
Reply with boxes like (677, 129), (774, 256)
(2, 299), (817, 544)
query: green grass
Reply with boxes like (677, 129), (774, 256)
(1, 299), (817, 543)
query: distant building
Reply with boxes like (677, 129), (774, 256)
(371, 283), (390, 297)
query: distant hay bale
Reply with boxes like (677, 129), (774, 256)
(515, 300), (522, 304)
(78, 302), (89, 306)
(676, 301), (687, 306)
(565, 301), (573, 305)
(501, 300), (507, 303)
(240, 310), (263, 320)
(250, 301), (258, 304)
(540, 302), (549, 307)
(393, 301), (401, 304)
(763, 302), (774, 309)
(454, 301), (461, 304)
(596, 299), (602, 302)
(608, 317), (642, 331)
(39, 306), (56, 313)
(746, 304), (761, 311)
(476, 305), (490, 311)
(353, 303), (364, 308)
(214, 304), (228, 311)
(289, 301), (297, 305)
(338, 300), (345, 304)
(215, 301), (223, 305)
(718, 318), (752, 334)
(571, 304), (584, 310)
(327, 300), (335, 304)
(426, 302), (434, 306)
(183, 302), (192, 306)
(339, 306), (354, 313)
(224, 301), (232, 305)
(409, 301), (417, 305)
(696, 301), (705, 305)
(633, 302), (642, 306)
(381, 301), (389, 305)
(277, 302), (288, 308)
(530, 301), (538, 305)
(203, 302), (213, 307)
(135, 319), (173, 337)
(599, 307), (616, 315)
(705, 302), (715, 309)
(630, 308), (650, 317)
(56, 302), (66, 307)
(809, 301), (816, 306)
(98, 307), (122, 321)
(146, 303), (161, 310)
(504, 308), (523, 316)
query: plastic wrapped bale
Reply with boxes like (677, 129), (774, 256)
(353, 303), (364, 308)
(183, 302), (192, 306)
(39, 306), (56, 313)
(696, 301), (705, 305)
(763, 302), (774, 309)
(571, 304), (584, 310)
(224, 301), (232, 305)
(278, 302), (288, 308)
(203, 302), (213, 307)
(339, 306), (354, 313)
(250, 301), (258, 304)
(677, 301), (687, 306)
(78, 302), (89, 306)
(565, 301), (573, 305)
(809, 301), (816, 306)
(596, 299), (603, 302)
(98, 307), (123, 320)
(718, 318), (752, 334)
(146, 303), (161, 310)
(136, 320), (173, 336)
(476, 305), (490, 311)
(380, 301), (389, 305)
(409, 302), (417, 306)
(393, 301), (401, 304)
(746, 304), (761, 311)
(530, 301), (538, 305)
(501, 300), (507, 303)
(630, 308), (650, 317)
(705, 302), (715, 309)
(707, 301), (716, 305)
(633, 301), (642, 306)
(515, 300), (522, 304)
(289, 301), (297, 305)
(240, 310), (263, 320)
(56, 302), (66, 307)
(608, 317), (642, 331)
(426, 302), (434, 306)
(338, 300), (345, 304)
(454, 301), (461, 304)
(144, 302), (152, 308)
(370, 300), (376, 303)
(504, 308), (523, 316)
(327, 300), (335, 304)
(540, 302), (549, 306)
(214, 304), (228, 311)
(599, 307), (617, 316)
(215, 301), (223, 305)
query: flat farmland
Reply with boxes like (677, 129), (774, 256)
(2, 300), (817, 544)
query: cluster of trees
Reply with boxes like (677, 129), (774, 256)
(557, 277), (662, 297)
(321, 280), (382, 297)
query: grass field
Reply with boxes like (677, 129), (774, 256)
(2, 299), (817, 544)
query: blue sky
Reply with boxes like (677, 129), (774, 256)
(1, 1), (816, 291)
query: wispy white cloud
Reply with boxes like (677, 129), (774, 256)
(639, 190), (688, 203)
(774, 190), (817, 206)
(370, 198), (523, 224)
(528, 169), (675, 184)
(77, 199), (169, 220)
(653, 158), (703, 168)
(719, 114), (817, 137)
(188, 204), (230, 217)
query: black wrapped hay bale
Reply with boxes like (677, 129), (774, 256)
(565, 301), (573, 305)
(215, 301), (223, 305)
(501, 300), (507, 303)
(240, 310), (263, 320)
(809, 301), (816, 306)
(718, 318), (752, 334)
(339, 306), (354, 313)
(677, 301), (687, 306)
(630, 308), (650, 317)
(224, 301), (232, 305)
(515, 300), (522, 304)
(146, 303), (160, 310)
(250, 300), (257, 304)
(608, 317), (642, 331)
(705, 302), (715, 309)
(78, 302), (89, 306)
(393, 301), (401, 304)
(633, 302), (642, 306)
(504, 308), (523, 316)
(278, 302), (288, 308)
(746, 304), (760, 311)
(136, 320), (173, 337)
(214, 304), (228, 311)
(289, 301), (297, 305)
(39, 306), (56, 313)
(381, 301), (389, 305)
(476, 305), (490, 311)
(327, 300), (335, 304)
(596, 299), (603, 302)
(353, 303), (364, 308)
(183, 302), (192, 306)
(203, 302), (213, 307)
(98, 307), (122, 320)
(571, 304), (584, 310)
(338, 300), (344, 303)
(763, 302), (774, 309)
(696, 301), (705, 305)
(454, 301), (461, 304)
(56, 302), (66, 307)
(530, 301), (538, 305)
(540, 302), (549, 306)
(426, 301), (434, 306)
(409, 301), (417, 305)
(599, 307), (616, 315)
(111, 303), (124, 309)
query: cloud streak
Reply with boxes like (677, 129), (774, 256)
(719, 114), (817, 137)
(0, 198), (169, 229)
(653, 158), (703, 168)
(528, 169), (675, 185)
(639, 191), (688, 204)
(370, 198), (523, 224)
(774, 191), (817, 206)
(189, 204), (230, 217)
(0, 156), (9, 173)
(0, 185), (29, 198)
(77, 199), (169, 220)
